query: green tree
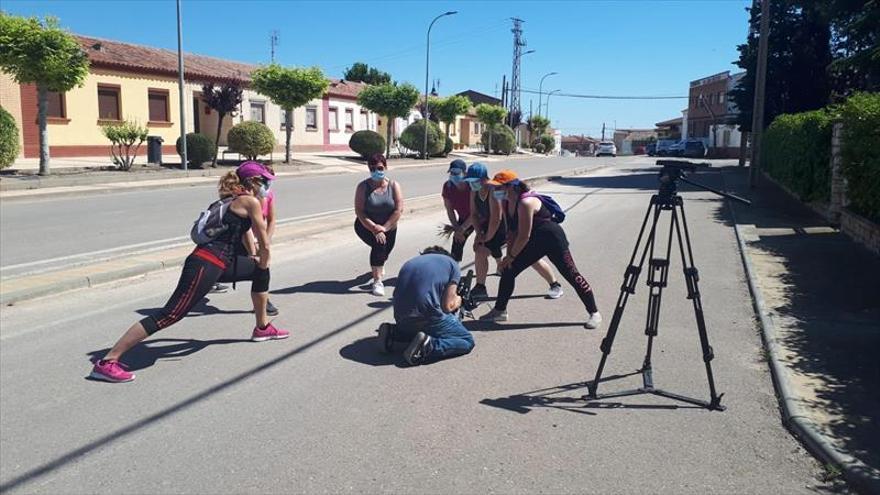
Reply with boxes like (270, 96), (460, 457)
(0, 14), (89, 175)
(0, 106), (20, 169)
(101, 119), (148, 170)
(201, 82), (243, 167)
(343, 62), (391, 85)
(527, 115), (550, 138)
(399, 119), (443, 157)
(475, 103), (507, 153)
(824, 0), (880, 94)
(357, 82), (421, 157)
(433, 94), (471, 141)
(251, 64), (329, 163)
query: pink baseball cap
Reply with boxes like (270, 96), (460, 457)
(236, 161), (275, 181)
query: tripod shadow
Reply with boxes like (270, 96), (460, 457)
(136, 297), (253, 318)
(272, 274), (396, 295)
(86, 338), (251, 373)
(467, 320), (585, 333)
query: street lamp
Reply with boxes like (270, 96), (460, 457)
(176, 0), (187, 171)
(424, 10), (457, 160)
(545, 89), (560, 122)
(537, 71), (558, 118)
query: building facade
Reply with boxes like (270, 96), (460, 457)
(686, 70), (745, 158)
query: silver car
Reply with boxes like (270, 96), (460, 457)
(596, 141), (617, 157)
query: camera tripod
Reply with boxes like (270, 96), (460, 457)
(585, 160), (750, 411)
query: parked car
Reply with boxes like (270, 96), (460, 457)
(655, 139), (678, 156)
(596, 141), (617, 157)
(646, 143), (657, 156)
(682, 139), (708, 158)
(667, 140), (686, 156)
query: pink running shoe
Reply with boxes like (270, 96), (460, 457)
(90, 360), (135, 383)
(251, 323), (290, 342)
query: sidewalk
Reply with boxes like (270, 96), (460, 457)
(722, 167), (880, 492)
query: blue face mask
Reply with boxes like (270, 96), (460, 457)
(370, 170), (386, 181)
(493, 189), (507, 200)
(449, 174), (464, 184)
(468, 181), (483, 192)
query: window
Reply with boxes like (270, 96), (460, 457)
(250, 101), (266, 123)
(46, 91), (66, 119)
(719, 92), (725, 105)
(148, 89), (170, 123)
(328, 107), (339, 131)
(305, 106), (318, 131)
(360, 110), (368, 130)
(344, 108), (354, 132)
(98, 85), (121, 121)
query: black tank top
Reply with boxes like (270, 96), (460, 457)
(204, 203), (252, 264)
(507, 195), (553, 234)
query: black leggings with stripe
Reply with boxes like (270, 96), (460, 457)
(354, 219), (397, 267)
(140, 253), (269, 335)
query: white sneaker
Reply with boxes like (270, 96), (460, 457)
(584, 312), (603, 330)
(547, 282), (564, 299)
(371, 281), (385, 297)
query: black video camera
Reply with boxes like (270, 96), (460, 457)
(457, 269), (480, 319)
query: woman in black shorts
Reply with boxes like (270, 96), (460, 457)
(89, 162), (288, 383)
(480, 169), (602, 329)
(354, 154), (403, 297)
(465, 163), (562, 301)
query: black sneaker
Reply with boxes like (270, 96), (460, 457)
(404, 332), (433, 365)
(471, 284), (489, 301)
(376, 322), (395, 353)
(266, 300), (279, 317)
(210, 283), (229, 293)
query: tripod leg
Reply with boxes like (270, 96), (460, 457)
(672, 198), (724, 410)
(639, 203), (676, 389)
(588, 197), (662, 398)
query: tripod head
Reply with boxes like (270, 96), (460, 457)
(655, 160), (751, 206)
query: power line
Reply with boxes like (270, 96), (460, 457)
(517, 87), (688, 100)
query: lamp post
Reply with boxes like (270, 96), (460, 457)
(537, 71), (558, 118)
(176, 0), (187, 171)
(545, 89), (560, 122)
(424, 10), (457, 160)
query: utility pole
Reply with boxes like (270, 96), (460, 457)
(509, 18), (526, 129)
(602, 122), (606, 141)
(270, 30), (280, 63)
(176, 0), (187, 171)
(749, 0), (770, 187)
(501, 75), (507, 109)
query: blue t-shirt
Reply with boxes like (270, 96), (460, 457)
(393, 254), (461, 322)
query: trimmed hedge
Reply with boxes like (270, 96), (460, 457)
(399, 119), (443, 157)
(349, 130), (385, 158)
(761, 109), (833, 202)
(481, 125), (515, 154)
(840, 92), (880, 223)
(176, 133), (215, 168)
(0, 106), (20, 169)
(227, 121), (275, 160)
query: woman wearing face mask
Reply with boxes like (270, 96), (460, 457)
(466, 163), (563, 301)
(480, 170), (602, 329)
(89, 162), (288, 383)
(442, 159), (474, 262)
(354, 154), (403, 296)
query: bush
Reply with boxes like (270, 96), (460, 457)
(227, 121), (275, 160)
(534, 143), (545, 154)
(432, 136), (453, 157)
(540, 134), (555, 153)
(0, 107), (20, 169)
(399, 119), (443, 157)
(761, 109), (833, 202)
(101, 119), (148, 170)
(176, 133), (216, 168)
(349, 130), (386, 158)
(840, 92), (880, 223)
(481, 125), (515, 154)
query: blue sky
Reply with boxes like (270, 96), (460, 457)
(3, 0), (750, 137)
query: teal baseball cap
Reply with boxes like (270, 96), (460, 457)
(465, 162), (488, 182)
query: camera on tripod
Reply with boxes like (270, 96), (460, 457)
(457, 269), (480, 319)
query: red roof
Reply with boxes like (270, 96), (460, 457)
(77, 34), (369, 100)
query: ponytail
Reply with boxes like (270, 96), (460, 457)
(218, 171), (244, 198)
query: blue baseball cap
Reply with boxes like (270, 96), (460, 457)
(448, 159), (467, 173)
(465, 162), (488, 182)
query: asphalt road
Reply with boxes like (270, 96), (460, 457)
(0, 160), (828, 493)
(0, 156), (636, 275)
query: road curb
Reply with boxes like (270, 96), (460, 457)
(0, 164), (603, 306)
(725, 178), (880, 494)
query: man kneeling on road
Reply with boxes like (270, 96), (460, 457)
(377, 246), (475, 365)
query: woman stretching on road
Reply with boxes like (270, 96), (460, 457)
(480, 170), (602, 329)
(465, 163), (563, 301)
(90, 162), (289, 383)
(354, 154), (403, 297)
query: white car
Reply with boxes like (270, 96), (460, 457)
(596, 142), (617, 157)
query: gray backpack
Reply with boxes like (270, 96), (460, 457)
(191, 197), (234, 245)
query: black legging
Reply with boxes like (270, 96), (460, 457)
(450, 220), (475, 262)
(140, 250), (269, 335)
(354, 219), (397, 267)
(495, 225), (598, 313)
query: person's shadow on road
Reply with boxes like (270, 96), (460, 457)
(272, 274), (397, 296)
(86, 338), (251, 374)
(135, 297), (253, 318)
